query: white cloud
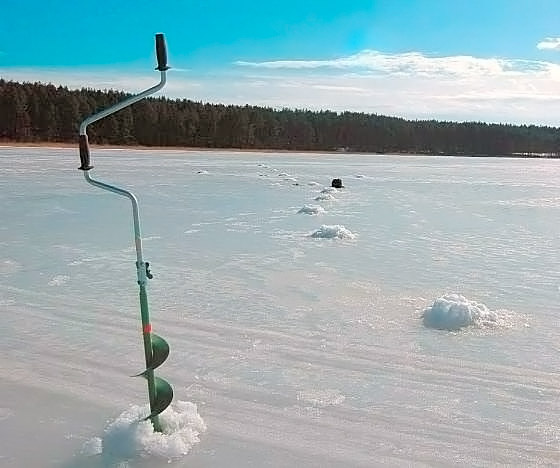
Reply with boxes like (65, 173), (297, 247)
(537, 37), (560, 50)
(2, 49), (560, 126)
(209, 71), (560, 125)
(235, 50), (551, 77)
(230, 50), (560, 125)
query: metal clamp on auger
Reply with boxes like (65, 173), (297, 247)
(77, 34), (173, 433)
(145, 262), (153, 279)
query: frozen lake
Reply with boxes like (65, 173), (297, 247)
(1, 146), (559, 466)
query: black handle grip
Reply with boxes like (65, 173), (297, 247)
(155, 33), (169, 71)
(78, 134), (93, 170)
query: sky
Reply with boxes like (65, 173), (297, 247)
(2, 0), (560, 126)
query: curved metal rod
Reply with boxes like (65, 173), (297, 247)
(83, 171), (146, 283)
(79, 72), (166, 136)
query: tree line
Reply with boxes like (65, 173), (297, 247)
(1, 78), (559, 156)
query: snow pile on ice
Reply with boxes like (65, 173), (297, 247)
(298, 205), (325, 215)
(320, 187), (338, 194)
(310, 225), (356, 239)
(297, 389), (346, 408)
(48, 275), (69, 286)
(83, 401), (206, 462)
(0, 259), (20, 275)
(422, 294), (500, 330)
(314, 193), (335, 201)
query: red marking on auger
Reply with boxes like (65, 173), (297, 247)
(143, 323), (152, 334)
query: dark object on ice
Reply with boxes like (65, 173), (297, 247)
(331, 178), (343, 188)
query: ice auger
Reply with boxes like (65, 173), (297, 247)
(77, 34), (173, 432)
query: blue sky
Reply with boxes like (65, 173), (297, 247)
(2, 0), (560, 125)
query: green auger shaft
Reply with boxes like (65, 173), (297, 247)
(138, 282), (173, 431)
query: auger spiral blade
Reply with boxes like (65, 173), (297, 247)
(147, 334), (170, 371)
(135, 332), (173, 420)
(133, 334), (170, 377)
(144, 376), (174, 420)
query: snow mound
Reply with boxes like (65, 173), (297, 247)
(0, 259), (20, 275)
(310, 225), (356, 239)
(422, 294), (500, 330)
(320, 187), (338, 194)
(298, 205), (325, 215)
(314, 193), (335, 201)
(297, 389), (346, 408)
(48, 275), (69, 286)
(83, 401), (206, 463)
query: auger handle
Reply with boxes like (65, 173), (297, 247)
(78, 135), (92, 171)
(155, 33), (169, 71)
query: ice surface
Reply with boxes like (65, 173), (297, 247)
(1, 148), (559, 467)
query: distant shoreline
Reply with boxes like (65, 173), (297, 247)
(1, 141), (558, 159)
(0, 141), (343, 155)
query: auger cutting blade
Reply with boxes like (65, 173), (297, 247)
(144, 376), (174, 420)
(132, 333), (170, 377)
